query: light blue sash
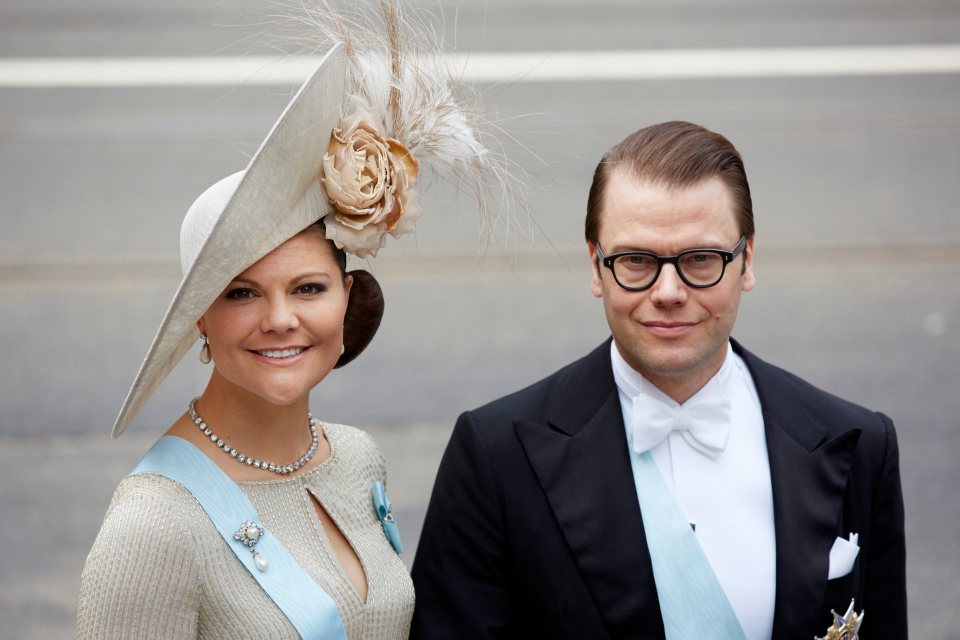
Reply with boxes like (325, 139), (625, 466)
(130, 436), (348, 640)
(621, 403), (747, 640)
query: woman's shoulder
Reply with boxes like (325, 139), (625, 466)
(115, 470), (205, 510)
(78, 473), (207, 637)
(92, 472), (210, 553)
(322, 422), (387, 478)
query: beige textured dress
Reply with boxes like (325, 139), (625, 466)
(77, 423), (414, 639)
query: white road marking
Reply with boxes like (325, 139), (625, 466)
(1, 45), (958, 87)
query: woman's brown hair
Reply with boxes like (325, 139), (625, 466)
(310, 222), (385, 368)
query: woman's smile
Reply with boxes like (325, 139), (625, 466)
(249, 345), (312, 366)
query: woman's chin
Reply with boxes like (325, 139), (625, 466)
(257, 387), (314, 408)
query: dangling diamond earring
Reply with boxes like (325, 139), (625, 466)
(199, 334), (212, 364)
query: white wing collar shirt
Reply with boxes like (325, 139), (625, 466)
(611, 341), (776, 640)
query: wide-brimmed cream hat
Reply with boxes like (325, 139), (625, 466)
(112, 46), (347, 438)
(112, 0), (513, 437)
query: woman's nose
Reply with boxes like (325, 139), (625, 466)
(260, 296), (300, 333)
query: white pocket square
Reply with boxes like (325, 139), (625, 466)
(828, 532), (860, 580)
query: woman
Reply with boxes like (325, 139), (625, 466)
(77, 2), (507, 636)
(78, 220), (408, 638)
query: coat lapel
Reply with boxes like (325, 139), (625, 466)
(735, 342), (862, 638)
(513, 341), (665, 638)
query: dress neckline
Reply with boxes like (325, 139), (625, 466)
(236, 422), (339, 486)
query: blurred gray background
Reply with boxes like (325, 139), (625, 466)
(1, 0), (958, 637)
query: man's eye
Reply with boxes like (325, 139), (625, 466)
(623, 254), (653, 266)
(684, 253), (718, 266)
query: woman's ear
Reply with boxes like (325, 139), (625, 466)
(196, 317), (206, 335)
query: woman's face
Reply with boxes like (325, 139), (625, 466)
(198, 228), (352, 407)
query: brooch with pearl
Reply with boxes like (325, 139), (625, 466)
(234, 520), (269, 571)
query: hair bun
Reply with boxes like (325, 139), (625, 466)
(335, 269), (384, 368)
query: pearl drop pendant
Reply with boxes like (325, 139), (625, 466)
(233, 520), (268, 572)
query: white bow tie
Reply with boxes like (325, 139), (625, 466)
(630, 391), (732, 458)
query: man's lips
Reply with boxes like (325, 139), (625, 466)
(641, 321), (697, 337)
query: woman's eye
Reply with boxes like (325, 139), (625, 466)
(225, 288), (255, 300)
(297, 283), (328, 295)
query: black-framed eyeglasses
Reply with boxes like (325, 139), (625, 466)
(595, 236), (747, 291)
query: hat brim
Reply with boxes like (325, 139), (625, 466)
(112, 45), (347, 438)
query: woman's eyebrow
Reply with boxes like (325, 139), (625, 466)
(292, 272), (334, 281)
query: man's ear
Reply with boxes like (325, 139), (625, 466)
(587, 243), (603, 298)
(741, 237), (756, 292)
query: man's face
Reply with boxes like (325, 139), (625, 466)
(588, 172), (755, 402)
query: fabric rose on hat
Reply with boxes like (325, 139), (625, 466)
(321, 107), (420, 258)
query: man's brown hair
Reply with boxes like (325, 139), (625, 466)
(585, 121), (754, 244)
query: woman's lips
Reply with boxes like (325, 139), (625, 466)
(249, 346), (310, 365)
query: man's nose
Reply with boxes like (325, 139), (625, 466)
(649, 263), (687, 305)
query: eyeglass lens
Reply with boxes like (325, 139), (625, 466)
(613, 251), (726, 289)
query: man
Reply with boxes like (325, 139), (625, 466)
(410, 122), (907, 639)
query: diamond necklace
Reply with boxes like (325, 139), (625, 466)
(188, 397), (320, 475)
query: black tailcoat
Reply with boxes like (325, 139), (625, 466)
(411, 339), (907, 639)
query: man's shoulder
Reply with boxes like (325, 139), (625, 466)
(466, 340), (613, 429)
(735, 340), (894, 438)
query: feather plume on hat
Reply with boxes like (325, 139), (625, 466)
(281, 0), (518, 256)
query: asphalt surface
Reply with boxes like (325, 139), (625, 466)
(1, 1), (959, 638)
